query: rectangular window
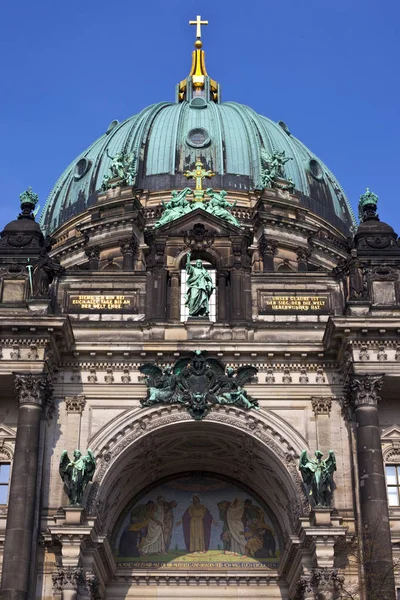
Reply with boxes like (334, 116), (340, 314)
(386, 465), (400, 507)
(0, 463), (10, 505)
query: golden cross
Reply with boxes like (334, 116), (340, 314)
(184, 159), (214, 200)
(189, 15), (208, 39)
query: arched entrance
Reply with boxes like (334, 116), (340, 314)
(85, 405), (310, 599)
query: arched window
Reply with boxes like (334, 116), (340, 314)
(180, 260), (216, 322)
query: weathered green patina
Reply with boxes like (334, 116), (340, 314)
(260, 149), (294, 191)
(358, 187), (378, 221)
(59, 448), (96, 506)
(20, 186), (39, 208)
(101, 150), (137, 190)
(140, 351), (258, 420)
(299, 449), (336, 507)
(185, 252), (214, 317)
(154, 188), (193, 227)
(204, 189), (239, 226)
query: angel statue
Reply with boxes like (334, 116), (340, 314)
(214, 366), (259, 410)
(59, 449), (96, 506)
(154, 188), (193, 228)
(139, 364), (181, 407)
(299, 449), (336, 507)
(102, 149), (137, 189)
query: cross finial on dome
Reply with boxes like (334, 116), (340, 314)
(189, 15), (208, 44)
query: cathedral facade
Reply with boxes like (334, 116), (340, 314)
(0, 18), (399, 600)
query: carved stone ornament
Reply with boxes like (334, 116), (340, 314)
(311, 397), (332, 416)
(298, 568), (344, 600)
(65, 395), (86, 414)
(347, 374), (384, 410)
(139, 351), (258, 420)
(14, 373), (51, 409)
(299, 369), (309, 384)
(52, 567), (84, 592)
(182, 222), (215, 250)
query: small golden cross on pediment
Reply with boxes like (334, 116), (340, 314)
(189, 15), (208, 39)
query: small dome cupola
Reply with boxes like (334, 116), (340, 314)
(177, 15), (220, 104)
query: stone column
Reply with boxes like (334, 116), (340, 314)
(217, 270), (228, 321)
(85, 246), (100, 270)
(230, 268), (244, 321)
(120, 238), (138, 271)
(259, 236), (277, 272)
(64, 396), (86, 457)
(296, 247), (311, 272)
(169, 271), (180, 321)
(0, 373), (50, 600)
(311, 397), (332, 452)
(348, 374), (395, 600)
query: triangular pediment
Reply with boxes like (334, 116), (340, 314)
(0, 423), (16, 439)
(381, 425), (400, 441)
(154, 207), (242, 237)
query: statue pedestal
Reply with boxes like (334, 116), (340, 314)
(311, 507), (332, 526)
(27, 298), (51, 314)
(64, 507), (85, 526)
(186, 316), (210, 323)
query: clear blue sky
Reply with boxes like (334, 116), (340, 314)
(1, 0), (399, 233)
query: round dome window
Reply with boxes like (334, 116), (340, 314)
(278, 120), (291, 135)
(74, 158), (91, 180)
(186, 128), (210, 148)
(309, 158), (324, 180)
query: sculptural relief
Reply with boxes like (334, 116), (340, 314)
(140, 351), (258, 420)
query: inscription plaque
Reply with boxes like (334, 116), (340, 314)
(259, 294), (329, 314)
(68, 294), (138, 312)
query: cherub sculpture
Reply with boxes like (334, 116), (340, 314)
(214, 366), (259, 410)
(59, 449), (96, 506)
(299, 449), (336, 507)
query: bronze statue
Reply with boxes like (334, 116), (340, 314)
(299, 449), (336, 507)
(184, 252), (215, 317)
(59, 449), (96, 506)
(213, 366), (259, 410)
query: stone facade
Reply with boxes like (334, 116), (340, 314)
(0, 178), (398, 600)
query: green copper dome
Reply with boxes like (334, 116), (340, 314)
(40, 100), (356, 235)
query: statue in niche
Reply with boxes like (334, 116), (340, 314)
(32, 249), (65, 297)
(348, 249), (366, 300)
(154, 188), (193, 228)
(260, 149), (294, 191)
(59, 449), (96, 506)
(102, 149), (137, 189)
(204, 189), (240, 226)
(299, 449), (336, 507)
(213, 366), (259, 410)
(185, 252), (215, 317)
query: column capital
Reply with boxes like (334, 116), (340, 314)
(52, 566), (84, 592)
(298, 568), (344, 600)
(14, 372), (52, 409)
(347, 373), (384, 409)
